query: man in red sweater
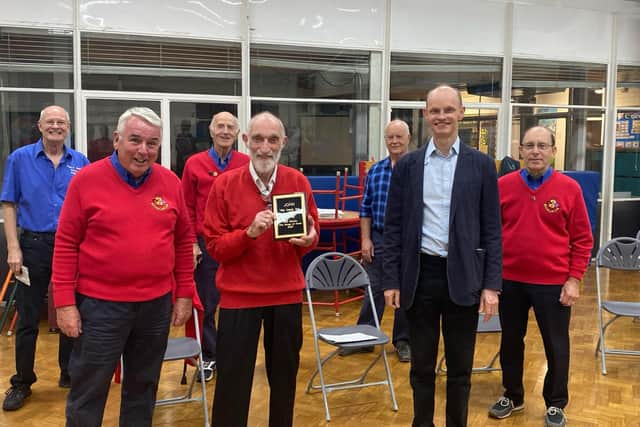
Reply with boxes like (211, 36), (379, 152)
(52, 107), (195, 427)
(182, 111), (249, 381)
(489, 126), (593, 427)
(203, 111), (319, 427)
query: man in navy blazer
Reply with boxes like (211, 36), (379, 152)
(383, 85), (502, 427)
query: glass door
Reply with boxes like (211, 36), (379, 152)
(170, 102), (238, 178)
(85, 98), (161, 163)
(82, 93), (241, 175)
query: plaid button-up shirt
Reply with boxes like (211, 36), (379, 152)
(359, 156), (392, 232)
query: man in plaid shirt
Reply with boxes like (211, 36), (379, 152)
(340, 119), (412, 361)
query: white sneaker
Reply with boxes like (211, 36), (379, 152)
(198, 360), (216, 382)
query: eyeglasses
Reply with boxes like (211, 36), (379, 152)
(521, 142), (553, 151)
(43, 120), (68, 127)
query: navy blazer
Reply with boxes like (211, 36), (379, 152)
(382, 141), (502, 309)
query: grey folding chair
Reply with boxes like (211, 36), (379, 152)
(305, 252), (398, 421)
(437, 314), (502, 374)
(595, 237), (640, 375)
(155, 308), (209, 427)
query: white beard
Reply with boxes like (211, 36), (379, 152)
(252, 149), (282, 175)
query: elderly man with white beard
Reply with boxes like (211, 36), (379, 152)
(203, 111), (319, 427)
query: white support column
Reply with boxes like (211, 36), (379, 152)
(599, 13), (619, 247)
(239, 0), (251, 155)
(160, 98), (171, 170)
(72, 0), (85, 155)
(378, 0), (392, 161)
(497, 1), (513, 161)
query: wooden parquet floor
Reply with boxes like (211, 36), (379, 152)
(1, 267), (639, 426)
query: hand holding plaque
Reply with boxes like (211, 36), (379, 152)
(272, 193), (307, 240)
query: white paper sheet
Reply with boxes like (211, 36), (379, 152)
(319, 332), (377, 343)
(15, 266), (30, 286)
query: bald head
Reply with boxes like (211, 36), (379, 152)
(423, 84), (466, 145)
(385, 119), (411, 161)
(37, 105), (71, 146)
(426, 85), (463, 109)
(386, 119), (410, 136)
(209, 111), (240, 154)
(247, 112), (286, 138)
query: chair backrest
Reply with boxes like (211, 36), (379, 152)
(306, 252), (369, 291)
(596, 237), (640, 271)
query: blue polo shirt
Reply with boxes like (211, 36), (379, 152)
(1, 140), (89, 232)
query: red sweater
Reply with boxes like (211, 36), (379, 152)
(182, 149), (249, 236)
(203, 165), (319, 309)
(499, 170), (593, 285)
(52, 158), (195, 307)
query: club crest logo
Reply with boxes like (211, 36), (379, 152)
(151, 195), (169, 211)
(543, 199), (560, 213)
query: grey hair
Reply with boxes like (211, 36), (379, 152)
(247, 111), (286, 137)
(116, 107), (162, 134)
(386, 119), (410, 136)
(209, 111), (240, 133)
(39, 106), (71, 123)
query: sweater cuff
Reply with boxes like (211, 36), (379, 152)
(174, 282), (195, 300)
(53, 286), (76, 308)
(568, 270), (584, 281)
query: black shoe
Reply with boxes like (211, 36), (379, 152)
(48, 327), (60, 333)
(2, 385), (32, 411)
(58, 374), (71, 389)
(338, 346), (374, 356)
(395, 341), (411, 362)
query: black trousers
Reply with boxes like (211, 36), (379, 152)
(499, 280), (571, 409)
(212, 303), (303, 427)
(357, 229), (410, 346)
(406, 255), (479, 427)
(195, 235), (220, 361)
(65, 292), (172, 427)
(12, 230), (73, 388)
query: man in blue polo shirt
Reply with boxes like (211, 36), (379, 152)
(1, 105), (89, 411)
(340, 119), (412, 361)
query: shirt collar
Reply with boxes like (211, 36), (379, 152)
(425, 137), (460, 163)
(209, 147), (233, 168)
(110, 151), (152, 188)
(34, 139), (71, 161)
(522, 166), (553, 186)
(380, 156), (392, 169)
(249, 160), (278, 199)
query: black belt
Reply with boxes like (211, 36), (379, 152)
(22, 230), (56, 238)
(420, 252), (447, 266)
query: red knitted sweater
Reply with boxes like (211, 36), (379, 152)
(499, 170), (593, 285)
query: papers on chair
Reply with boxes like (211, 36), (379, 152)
(319, 332), (377, 343)
(317, 208), (343, 219)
